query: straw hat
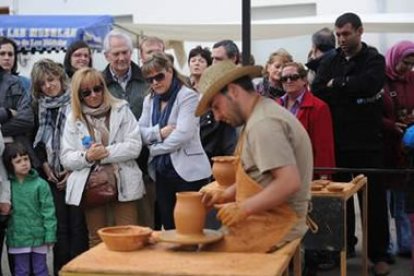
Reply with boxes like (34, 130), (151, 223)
(195, 60), (262, 116)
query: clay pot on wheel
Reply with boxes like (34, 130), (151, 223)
(211, 156), (238, 187)
(174, 192), (206, 236)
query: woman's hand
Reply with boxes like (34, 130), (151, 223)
(42, 163), (58, 183)
(56, 170), (70, 191)
(86, 143), (109, 162)
(160, 125), (175, 139)
(0, 203), (11, 215)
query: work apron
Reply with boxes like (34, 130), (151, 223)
(206, 130), (298, 253)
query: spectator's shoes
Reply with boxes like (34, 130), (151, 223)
(372, 261), (390, 276)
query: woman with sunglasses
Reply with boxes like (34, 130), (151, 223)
(382, 41), (414, 264)
(61, 67), (144, 247)
(139, 52), (211, 230)
(31, 59), (88, 275)
(279, 62), (335, 179)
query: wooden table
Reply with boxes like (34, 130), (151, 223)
(303, 175), (368, 276)
(60, 237), (302, 276)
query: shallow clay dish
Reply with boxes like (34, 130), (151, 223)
(158, 229), (223, 245)
(311, 184), (324, 191)
(98, 225), (152, 251)
(326, 183), (345, 192)
(312, 179), (331, 187)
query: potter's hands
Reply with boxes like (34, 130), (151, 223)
(215, 202), (249, 226)
(200, 187), (226, 208)
(160, 125), (175, 139)
(86, 143), (109, 162)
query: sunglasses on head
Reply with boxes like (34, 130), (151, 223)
(280, 74), (302, 83)
(80, 85), (103, 98)
(145, 72), (166, 84)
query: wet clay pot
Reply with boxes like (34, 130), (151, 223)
(174, 192), (206, 236)
(211, 156), (238, 187)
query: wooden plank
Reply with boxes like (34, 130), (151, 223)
(60, 239), (301, 276)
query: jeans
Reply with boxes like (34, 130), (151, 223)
(409, 214), (414, 269)
(14, 252), (48, 276)
(388, 190), (412, 254)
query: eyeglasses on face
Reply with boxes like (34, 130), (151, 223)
(0, 51), (14, 57)
(280, 74), (302, 83)
(145, 72), (166, 84)
(80, 85), (104, 98)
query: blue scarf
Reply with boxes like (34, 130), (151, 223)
(151, 77), (181, 176)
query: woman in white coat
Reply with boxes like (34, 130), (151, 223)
(60, 68), (144, 247)
(139, 53), (211, 230)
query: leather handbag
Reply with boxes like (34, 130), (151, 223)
(82, 164), (118, 208)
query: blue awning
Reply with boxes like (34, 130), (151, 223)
(0, 15), (113, 53)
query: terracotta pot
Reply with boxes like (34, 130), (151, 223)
(97, 225), (152, 251)
(211, 156), (238, 187)
(174, 192), (206, 236)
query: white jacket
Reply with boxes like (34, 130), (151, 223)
(61, 100), (144, 206)
(139, 86), (211, 182)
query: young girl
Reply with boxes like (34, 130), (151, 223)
(3, 142), (56, 276)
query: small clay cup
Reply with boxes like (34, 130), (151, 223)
(311, 184), (324, 191)
(211, 156), (238, 187)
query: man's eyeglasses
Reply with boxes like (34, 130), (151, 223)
(0, 51), (14, 57)
(145, 72), (166, 84)
(80, 85), (104, 98)
(280, 74), (302, 83)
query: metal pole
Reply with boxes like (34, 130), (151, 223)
(242, 0), (251, 66)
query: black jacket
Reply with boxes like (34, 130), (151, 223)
(312, 43), (385, 152)
(200, 110), (237, 162)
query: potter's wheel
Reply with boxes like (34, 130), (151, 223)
(158, 229), (223, 245)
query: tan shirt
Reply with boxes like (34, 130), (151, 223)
(241, 98), (313, 239)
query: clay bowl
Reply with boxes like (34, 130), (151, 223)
(98, 225), (152, 251)
(311, 184), (324, 191)
(312, 179), (331, 187)
(211, 156), (238, 187)
(326, 183), (345, 193)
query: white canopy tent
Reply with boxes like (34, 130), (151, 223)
(117, 13), (414, 42)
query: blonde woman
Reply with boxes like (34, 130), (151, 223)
(255, 48), (293, 100)
(61, 68), (144, 247)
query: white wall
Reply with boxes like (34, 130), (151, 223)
(8, 0), (414, 76)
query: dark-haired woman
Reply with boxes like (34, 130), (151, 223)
(139, 52), (211, 230)
(63, 40), (92, 78)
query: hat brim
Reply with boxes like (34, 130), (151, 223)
(195, 65), (262, 116)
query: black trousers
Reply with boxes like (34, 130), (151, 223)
(155, 172), (208, 230)
(50, 185), (89, 275)
(334, 150), (390, 262)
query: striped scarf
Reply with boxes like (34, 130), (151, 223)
(34, 90), (71, 173)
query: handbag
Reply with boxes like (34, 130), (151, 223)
(82, 163), (118, 208)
